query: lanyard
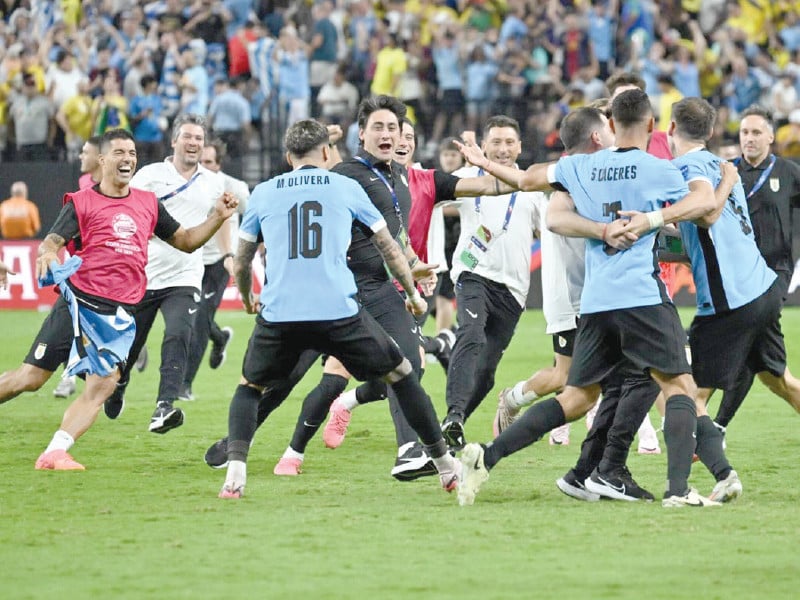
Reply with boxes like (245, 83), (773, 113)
(354, 156), (403, 227)
(733, 154), (776, 200)
(475, 168), (518, 233)
(158, 171), (201, 202)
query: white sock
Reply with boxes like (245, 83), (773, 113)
(507, 381), (538, 408)
(338, 388), (359, 411)
(282, 447), (304, 461)
(432, 452), (456, 473)
(45, 430), (74, 453)
(66, 375), (76, 384)
(226, 459), (247, 485)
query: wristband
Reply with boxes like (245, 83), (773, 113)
(408, 256), (419, 269)
(646, 210), (664, 230)
(222, 252), (234, 260)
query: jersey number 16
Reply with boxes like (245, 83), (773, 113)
(288, 201), (323, 259)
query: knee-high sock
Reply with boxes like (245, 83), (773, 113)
(355, 379), (388, 404)
(289, 373), (348, 452)
(483, 398), (565, 470)
(695, 415), (732, 481)
(388, 372), (441, 446)
(663, 394), (697, 497)
(715, 368), (755, 428)
(228, 385), (263, 462)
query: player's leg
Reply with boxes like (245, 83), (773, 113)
(715, 369), (755, 428)
(1, 297), (73, 403)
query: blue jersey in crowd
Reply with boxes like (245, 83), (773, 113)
(552, 148), (689, 314)
(673, 149), (776, 316)
(240, 166), (386, 323)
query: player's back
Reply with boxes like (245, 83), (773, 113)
(245, 167), (383, 323)
(553, 148), (690, 314)
(674, 149), (776, 315)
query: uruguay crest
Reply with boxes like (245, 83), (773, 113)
(770, 177), (780, 192)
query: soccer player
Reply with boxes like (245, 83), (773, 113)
(715, 105), (800, 431)
(0, 129), (238, 470)
(179, 138), (250, 400)
(454, 89), (730, 507)
(217, 119), (461, 498)
(652, 98), (799, 499)
(103, 114), (229, 433)
(78, 136), (103, 190)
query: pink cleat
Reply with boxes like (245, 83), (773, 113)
(322, 398), (352, 449)
(549, 423), (571, 446)
(35, 449), (85, 471)
(273, 457), (303, 476)
(218, 483), (244, 499)
(439, 458), (462, 493)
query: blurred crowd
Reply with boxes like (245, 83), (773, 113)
(1, 0), (799, 169)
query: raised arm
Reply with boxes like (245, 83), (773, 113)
(454, 138), (555, 192)
(167, 192), (238, 252)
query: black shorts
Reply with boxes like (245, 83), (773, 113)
(441, 88), (465, 112)
(552, 328), (577, 357)
(242, 309), (404, 387)
(689, 278), (786, 389)
(24, 296), (74, 372)
(567, 303), (690, 388)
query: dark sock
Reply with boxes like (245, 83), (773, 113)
(663, 394), (697, 497)
(695, 415), (732, 481)
(389, 372), (441, 445)
(355, 379), (387, 404)
(289, 373), (348, 453)
(483, 398), (565, 470)
(715, 369), (755, 428)
(228, 384), (263, 461)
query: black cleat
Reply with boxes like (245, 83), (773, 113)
(149, 401), (185, 434)
(390, 442), (437, 481)
(556, 470), (601, 502)
(584, 466), (654, 502)
(441, 414), (465, 451)
(209, 327), (233, 369)
(204, 437), (229, 469)
(104, 384), (126, 420)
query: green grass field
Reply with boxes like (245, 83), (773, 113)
(2, 307), (800, 599)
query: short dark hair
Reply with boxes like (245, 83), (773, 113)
(439, 137), (461, 153)
(482, 115), (521, 140)
(86, 135), (103, 149)
(605, 72), (645, 95)
(610, 89), (652, 127)
(140, 74), (157, 89)
(739, 105), (773, 131)
(672, 97), (716, 142)
(284, 119), (329, 157)
(171, 113), (207, 142)
(560, 107), (605, 153)
(399, 117), (418, 147)
(357, 95), (406, 130)
(205, 137), (227, 165)
(99, 129), (136, 152)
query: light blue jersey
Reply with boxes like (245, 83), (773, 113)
(240, 166), (386, 322)
(673, 149), (776, 316)
(552, 148), (689, 314)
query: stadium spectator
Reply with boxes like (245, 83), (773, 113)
(7, 70), (54, 161)
(429, 24), (465, 147)
(178, 44), (209, 116)
(775, 109), (800, 159)
(273, 25), (311, 130)
(91, 71), (130, 135)
(316, 63), (360, 128)
(0, 181), (40, 239)
(464, 45), (498, 132)
(129, 74), (166, 165)
(308, 0), (339, 117)
(370, 32), (406, 98)
(207, 76), (252, 159)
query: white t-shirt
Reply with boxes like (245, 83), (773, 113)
(131, 159), (225, 290)
(46, 66), (87, 109)
(447, 164), (544, 308)
(204, 170), (250, 264)
(532, 194), (584, 334)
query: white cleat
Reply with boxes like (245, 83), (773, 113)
(662, 488), (722, 508)
(708, 470), (742, 503)
(458, 443), (490, 506)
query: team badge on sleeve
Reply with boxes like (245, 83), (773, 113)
(34, 343), (47, 360)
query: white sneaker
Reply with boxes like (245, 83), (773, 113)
(709, 470), (742, 503)
(662, 488), (721, 508)
(549, 423), (570, 445)
(53, 376), (76, 398)
(458, 443), (490, 506)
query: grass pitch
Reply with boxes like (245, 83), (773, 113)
(1, 308), (799, 599)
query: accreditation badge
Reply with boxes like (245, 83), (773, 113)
(460, 225), (494, 270)
(770, 177), (780, 192)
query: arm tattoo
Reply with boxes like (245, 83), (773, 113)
(234, 239), (258, 298)
(372, 229), (416, 296)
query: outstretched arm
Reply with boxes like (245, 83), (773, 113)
(454, 138), (556, 192)
(167, 192), (239, 252)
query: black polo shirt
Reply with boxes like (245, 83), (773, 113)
(738, 154), (800, 276)
(333, 149), (412, 287)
